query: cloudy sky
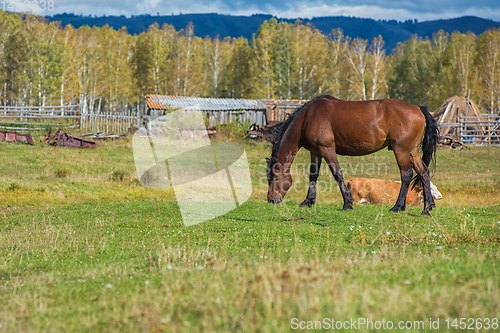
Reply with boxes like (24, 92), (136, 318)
(36, 0), (500, 22)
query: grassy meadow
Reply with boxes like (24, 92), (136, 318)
(0, 136), (499, 332)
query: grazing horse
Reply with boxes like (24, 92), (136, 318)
(266, 95), (439, 216)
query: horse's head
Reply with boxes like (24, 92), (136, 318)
(266, 157), (292, 204)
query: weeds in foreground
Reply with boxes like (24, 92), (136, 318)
(111, 169), (128, 181)
(54, 167), (71, 178)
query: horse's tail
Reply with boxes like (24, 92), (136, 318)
(420, 105), (439, 169)
(412, 105), (439, 187)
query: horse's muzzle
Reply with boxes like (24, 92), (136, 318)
(268, 197), (282, 204)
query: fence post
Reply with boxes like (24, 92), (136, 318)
(458, 114), (463, 143)
(77, 104), (81, 131)
(488, 114), (491, 145)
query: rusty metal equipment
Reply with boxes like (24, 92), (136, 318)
(0, 130), (34, 145)
(41, 128), (99, 148)
(245, 122), (279, 141)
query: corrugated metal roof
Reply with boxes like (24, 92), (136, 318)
(146, 95), (267, 111)
(261, 99), (309, 106)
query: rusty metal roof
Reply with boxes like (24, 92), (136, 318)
(146, 95), (267, 111)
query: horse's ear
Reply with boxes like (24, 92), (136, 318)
(266, 158), (271, 164)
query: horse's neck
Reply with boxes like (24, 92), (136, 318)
(277, 127), (301, 171)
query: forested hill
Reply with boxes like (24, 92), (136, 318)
(47, 13), (500, 52)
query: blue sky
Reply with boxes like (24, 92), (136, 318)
(32, 0), (500, 22)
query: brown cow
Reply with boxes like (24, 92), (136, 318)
(346, 177), (442, 206)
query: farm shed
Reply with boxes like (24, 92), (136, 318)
(433, 96), (500, 146)
(433, 96), (483, 137)
(145, 95), (268, 127)
(261, 99), (308, 122)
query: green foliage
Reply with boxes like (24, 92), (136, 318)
(211, 115), (252, 142)
(0, 12), (499, 114)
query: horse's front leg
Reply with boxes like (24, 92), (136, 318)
(300, 152), (322, 208)
(320, 147), (354, 210)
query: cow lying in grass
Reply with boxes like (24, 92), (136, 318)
(346, 177), (442, 206)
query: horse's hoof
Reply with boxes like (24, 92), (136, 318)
(299, 201), (311, 208)
(342, 205), (353, 211)
(421, 203), (434, 216)
(389, 206), (404, 213)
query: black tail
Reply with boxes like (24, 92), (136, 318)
(420, 105), (438, 169)
(412, 106), (439, 187)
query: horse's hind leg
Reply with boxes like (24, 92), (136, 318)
(390, 150), (413, 213)
(300, 152), (322, 208)
(319, 146), (354, 210)
(410, 152), (435, 216)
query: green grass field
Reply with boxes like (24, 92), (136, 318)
(1, 138), (499, 332)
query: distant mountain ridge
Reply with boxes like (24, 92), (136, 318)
(46, 13), (500, 52)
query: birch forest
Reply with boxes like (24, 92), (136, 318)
(1, 11), (500, 113)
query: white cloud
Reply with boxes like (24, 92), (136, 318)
(272, 4), (500, 22)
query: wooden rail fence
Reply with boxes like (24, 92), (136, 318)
(437, 114), (500, 146)
(80, 109), (139, 134)
(0, 105), (140, 134)
(458, 115), (500, 146)
(0, 105), (80, 131)
(2, 104), (498, 146)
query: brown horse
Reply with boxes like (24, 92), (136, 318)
(266, 95), (439, 216)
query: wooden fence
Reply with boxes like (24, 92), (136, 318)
(3, 103), (498, 145)
(458, 114), (500, 146)
(202, 109), (267, 127)
(0, 104), (141, 134)
(261, 99), (308, 122)
(0, 105), (80, 131)
(80, 109), (139, 134)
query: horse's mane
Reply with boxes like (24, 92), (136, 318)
(270, 95), (330, 162)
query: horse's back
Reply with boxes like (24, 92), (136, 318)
(300, 96), (425, 156)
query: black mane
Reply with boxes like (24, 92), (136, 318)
(270, 95), (329, 161)
(267, 95), (331, 178)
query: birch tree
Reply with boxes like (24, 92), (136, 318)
(272, 22), (293, 100)
(225, 37), (252, 98)
(477, 29), (500, 114)
(290, 22), (329, 99)
(168, 22), (204, 96)
(74, 26), (106, 114)
(249, 18), (277, 99)
(449, 31), (477, 97)
(326, 28), (349, 99)
(204, 35), (231, 98)
(0, 11), (23, 105)
(368, 35), (387, 99)
(346, 37), (368, 100)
